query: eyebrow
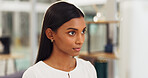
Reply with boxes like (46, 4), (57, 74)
(67, 27), (86, 30)
(67, 28), (78, 30)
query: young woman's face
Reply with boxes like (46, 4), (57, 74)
(53, 17), (86, 56)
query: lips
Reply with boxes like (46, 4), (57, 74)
(73, 48), (81, 52)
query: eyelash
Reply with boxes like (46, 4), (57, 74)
(68, 31), (76, 36)
(82, 29), (87, 34)
(68, 30), (86, 36)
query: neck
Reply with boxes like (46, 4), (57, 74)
(43, 48), (76, 72)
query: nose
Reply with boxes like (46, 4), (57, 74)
(75, 34), (85, 45)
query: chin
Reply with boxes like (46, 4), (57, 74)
(72, 52), (80, 56)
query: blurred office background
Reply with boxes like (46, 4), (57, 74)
(0, 0), (148, 78)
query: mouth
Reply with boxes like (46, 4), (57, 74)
(73, 48), (81, 52)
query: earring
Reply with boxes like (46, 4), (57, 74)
(51, 39), (53, 42)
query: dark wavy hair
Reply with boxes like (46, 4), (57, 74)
(35, 1), (84, 63)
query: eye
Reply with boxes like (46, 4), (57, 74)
(68, 31), (76, 36)
(81, 28), (87, 34)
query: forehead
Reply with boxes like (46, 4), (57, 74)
(58, 17), (86, 30)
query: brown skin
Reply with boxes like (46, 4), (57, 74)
(44, 17), (86, 72)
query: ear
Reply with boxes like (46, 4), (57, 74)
(45, 28), (54, 40)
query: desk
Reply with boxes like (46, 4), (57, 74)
(0, 54), (23, 75)
(79, 52), (117, 59)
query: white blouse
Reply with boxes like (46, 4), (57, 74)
(22, 58), (97, 78)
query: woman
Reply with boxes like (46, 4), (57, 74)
(23, 1), (97, 78)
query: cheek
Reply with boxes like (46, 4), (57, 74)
(56, 35), (75, 46)
(81, 35), (85, 43)
(63, 37), (75, 45)
(83, 35), (85, 41)
(56, 36), (75, 52)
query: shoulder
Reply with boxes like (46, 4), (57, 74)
(76, 57), (97, 78)
(22, 66), (36, 78)
(76, 57), (96, 71)
(22, 61), (43, 78)
(76, 57), (94, 67)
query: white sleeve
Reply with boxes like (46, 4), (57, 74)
(22, 68), (36, 78)
(86, 61), (97, 78)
